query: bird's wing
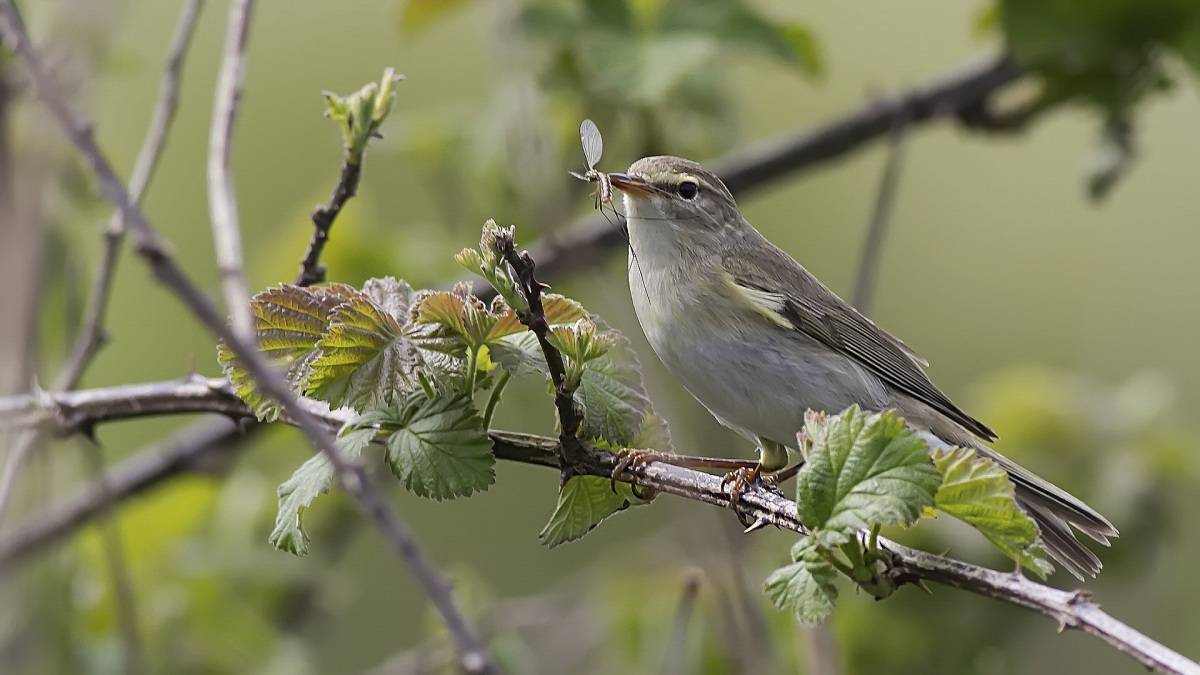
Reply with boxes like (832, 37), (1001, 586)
(723, 251), (997, 442)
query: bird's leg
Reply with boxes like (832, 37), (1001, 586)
(719, 437), (790, 506)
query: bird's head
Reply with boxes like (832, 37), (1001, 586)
(608, 156), (743, 250)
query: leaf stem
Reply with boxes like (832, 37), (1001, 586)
(817, 545), (856, 579)
(868, 523), (881, 552)
(464, 345), (479, 396)
(482, 370), (510, 429)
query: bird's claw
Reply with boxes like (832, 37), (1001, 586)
(720, 464), (763, 507)
(611, 449), (659, 499)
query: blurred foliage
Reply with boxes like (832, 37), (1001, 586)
(998, 0), (1200, 198)
(395, 0), (821, 241)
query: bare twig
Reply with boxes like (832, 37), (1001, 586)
(0, 417), (245, 569)
(662, 571), (703, 675)
(207, 0), (255, 340)
(297, 146), (361, 286)
(851, 118), (909, 314)
(296, 159), (359, 286)
(494, 230), (588, 469)
(0, 8), (494, 671)
(60, 0), (205, 391)
(0, 0), (205, 530)
(0, 378), (1195, 675)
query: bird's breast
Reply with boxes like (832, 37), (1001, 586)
(626, 238), (890, 447)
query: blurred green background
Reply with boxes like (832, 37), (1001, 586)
(4, 0), (1200, 673)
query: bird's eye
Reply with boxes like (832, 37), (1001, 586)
(678, 179), (699, 200)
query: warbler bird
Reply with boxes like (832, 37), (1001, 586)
(606, 155), (1116, 579)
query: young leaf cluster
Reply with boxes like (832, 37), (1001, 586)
(219, 277), (501, 554)
(221, 222), (672, 554)
(766, 407), (1053, 624)
(323, 68), (403, 164)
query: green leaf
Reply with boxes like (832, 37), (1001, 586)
(307, 292), (423, 410)
(581, 34), (717, 104)
(269, 419), (374, 556)
(538, 475), (644, 547)
(384, 392), (495, 499)
(575, 330), (651, 447)
(764, 538), (838, 625)
(217, 284), (356, 420)
(362, 276), (419, 324)
(485, 295), (587, 377)
(486, 331), (545, 377)
(932, 446), (1055, 578)
(796, 407), (942, 546)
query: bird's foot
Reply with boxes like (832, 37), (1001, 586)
(611, 448), (663, 499)
(720, 464), (763, 506)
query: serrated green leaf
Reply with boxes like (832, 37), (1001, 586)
(362, 276), (419, 324)
(538, 475), (645, 547)
(575, 330), (651, 447)
(269, 420), (374, 556)
(932, 446), (1055, 578)
(217, 284), (356, 420)
(416, 291), (469, 336)
(487, 331), (545, 377)
(764, 537), (838, 625)
(307, 293), (422, 410)
(483, 295), (588, 377)
(384, 393), (495, 499)
(633, 413), (674, 454)
(796, 407), (941, 544)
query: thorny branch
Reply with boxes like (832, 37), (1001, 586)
(0, 378), (1196, 675)
(494, 230), (588, 470)
(0, 6), (494, 672)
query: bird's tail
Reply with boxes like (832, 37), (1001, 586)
(915, 429), (1117, 579)
(982, 448), (1117, 580)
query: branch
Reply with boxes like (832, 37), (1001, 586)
(0, 0), (205, 529)
(0, 378), (1196, 674)
(494, 230), (587, 469)
(0, 8), (495, 672)
(207, 0), (255, 340)
(60, 0), (205, 392)
(476, 54), (1027, 298)
(296, 153), (360, 286)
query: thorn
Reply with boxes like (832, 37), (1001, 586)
(743, 517), (771, 534)
(913, 579), (932, 595)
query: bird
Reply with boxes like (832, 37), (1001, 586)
(605, 155), (1117, 579)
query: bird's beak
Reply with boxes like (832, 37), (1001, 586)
(607, 172), (653, 198)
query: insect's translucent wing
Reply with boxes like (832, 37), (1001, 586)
(579, 119), (603, 169)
